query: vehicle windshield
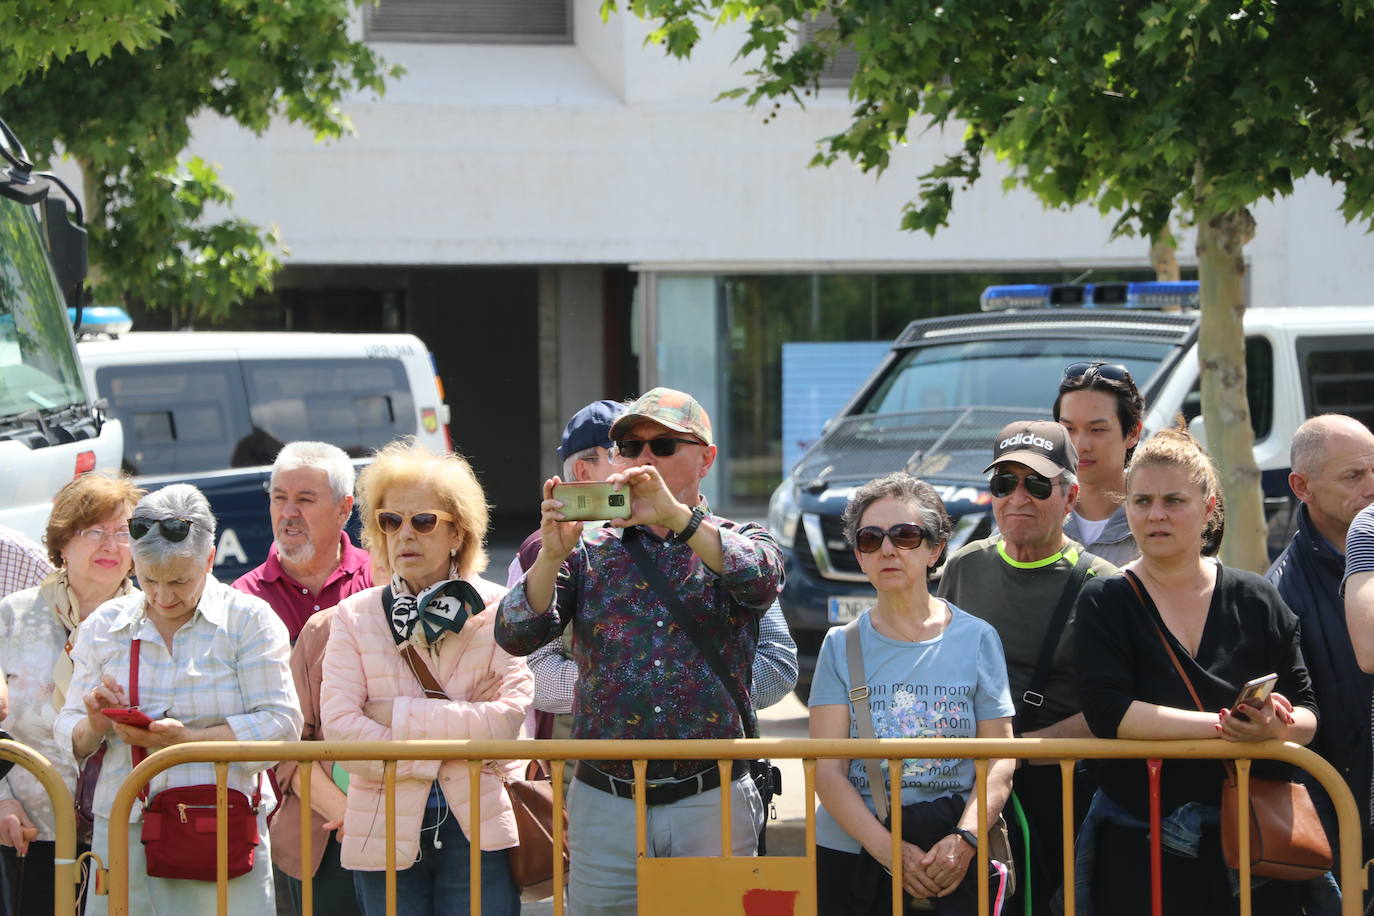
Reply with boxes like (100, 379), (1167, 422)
(860, 337), (1174, 415)
(0, 196), (87, 418)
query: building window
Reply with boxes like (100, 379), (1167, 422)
(365, 0), (572, 44)
(799, 13), (860, 88)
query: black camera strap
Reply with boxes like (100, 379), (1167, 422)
(1015, 547), (1091, 735)
(621, 526), (758, 739)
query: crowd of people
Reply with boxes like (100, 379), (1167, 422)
(0, 369), (1370, 916)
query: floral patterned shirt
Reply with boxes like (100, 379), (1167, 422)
(495, 519), (783, 779)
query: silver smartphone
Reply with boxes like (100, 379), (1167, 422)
(552, 481), (631, 521)
(1233, 673), (1279, 710)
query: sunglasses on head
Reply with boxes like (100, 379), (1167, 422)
(375, 509), (455, 535)
(988, 471), (1058, 500)
(854, 522), (931, 553)
(614, 437), (705, 459)
(1063, 361), (1132, 383)
(128, 517), (193, 543)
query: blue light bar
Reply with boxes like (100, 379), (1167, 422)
(980, 285), (1052, 311)
(69, 305), (133, 337)
(1125, 281), (1199, 310)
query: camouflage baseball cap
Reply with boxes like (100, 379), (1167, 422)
(609, 387), (714, 445)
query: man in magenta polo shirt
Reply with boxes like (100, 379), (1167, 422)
(232, 441), (373, 641)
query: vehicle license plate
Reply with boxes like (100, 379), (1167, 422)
(828, 597), (872, 624)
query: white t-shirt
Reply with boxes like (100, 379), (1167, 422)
(1069, 511), (1112, 550)
(808, 603), (1015, 853)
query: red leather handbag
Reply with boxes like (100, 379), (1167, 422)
(127, 639), (263, 881)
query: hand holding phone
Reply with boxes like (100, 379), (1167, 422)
(1229, 673), (1279, 722)
(102, 706), (154, 729)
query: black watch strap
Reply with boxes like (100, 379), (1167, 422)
(672, 506), (706, 543)
(951, 826), (978, 851)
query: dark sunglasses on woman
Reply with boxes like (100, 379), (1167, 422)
(128, 517), (194, 542)
(614, 437), (704, 459)
(376, 508), (456, 538)
(1062, 361), (1132, 383)
(854, 522), (931, 553)
(988, 471), (1058, 500)
(375, 509), (455, 535)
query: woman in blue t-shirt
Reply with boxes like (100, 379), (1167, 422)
(810, 472), (1017, 914)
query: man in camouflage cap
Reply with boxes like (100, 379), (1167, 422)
(497, 387), (785, 915)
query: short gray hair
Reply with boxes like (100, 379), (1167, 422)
(562, 446), (603, 482)
(271, 441), (356, 502)
(130, 484), (216, 566)
(1290, 414), (1372, 476)
(842, 473), (953, 577)
(1060, 469), (1079, 490)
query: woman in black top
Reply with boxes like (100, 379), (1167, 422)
(1074, 427), (1318, 915)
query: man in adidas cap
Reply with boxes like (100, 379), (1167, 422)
(938, 419), (1118, 914)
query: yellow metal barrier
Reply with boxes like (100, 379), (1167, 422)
(0, 739), (78, 916)
(99, 737), (1366, 916)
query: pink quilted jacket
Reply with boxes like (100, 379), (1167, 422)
(320, 580), (533, 870)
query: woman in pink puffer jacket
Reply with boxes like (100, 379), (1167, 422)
(322, 442), (532, 915)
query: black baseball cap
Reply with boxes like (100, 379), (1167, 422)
(557, 400), (622, 461)
(984, 420), (1078, 478)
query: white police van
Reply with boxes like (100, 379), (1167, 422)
(76, 319), (451, 580)
(1, 115), (123, 540)
(769, 281), (1374, 697)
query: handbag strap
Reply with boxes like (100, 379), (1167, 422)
(622, 526), (759, 739)
(1015, 548), (1092, 734)
(128, 636), (263, 809)
(1124, 570), (1206, 712)
(382, 586), (452, 700)
(842, 615), (891, 825)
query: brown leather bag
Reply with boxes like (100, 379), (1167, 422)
(1125, 571), (1332, 881)
(400, 643), (568, 894)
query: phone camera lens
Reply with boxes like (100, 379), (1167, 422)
(609, 494), (625, 507)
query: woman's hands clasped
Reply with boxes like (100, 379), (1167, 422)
(869, 834), (974, 900)
(1217, 692), (1297, 743)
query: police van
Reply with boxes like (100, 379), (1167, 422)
(768, 281), (1374, 697)
(76, 321), (451, 580)
(1, 114), (123, 540)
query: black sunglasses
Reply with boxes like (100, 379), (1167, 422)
(988, 471), (1058, 500)
(854, 522), (931, 553)
(375, 509), (455, 535)
(1063, 361), (1132, 383)
(614, 437), (705, 459)
(128, 517), (194, 543)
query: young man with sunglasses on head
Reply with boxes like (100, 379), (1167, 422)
(938, 420), (1118, 916)
(496, 387), (784, 916)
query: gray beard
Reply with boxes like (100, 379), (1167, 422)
(276, 537), (316, 565)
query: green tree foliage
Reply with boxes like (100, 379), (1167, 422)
(609, 0), (1374, 571)
(1, 0), (397, 325)
(1, 0), (175, 90)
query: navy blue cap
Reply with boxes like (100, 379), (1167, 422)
(557, 400), (623, 461)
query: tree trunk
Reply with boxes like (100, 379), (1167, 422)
(1150, 224), (1180, 282)
(1195, 206), (1267, 573)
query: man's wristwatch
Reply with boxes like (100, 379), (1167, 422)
(951, 827), (978, 852)
(672, 506), (706, 543)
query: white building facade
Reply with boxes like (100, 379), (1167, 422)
(179, 0), (1374, 517)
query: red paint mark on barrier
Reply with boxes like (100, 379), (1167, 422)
(741, 888), (800, 915)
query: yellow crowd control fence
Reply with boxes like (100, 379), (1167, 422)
(93, 737), (1364, 916)
(0, 739), (78, 916)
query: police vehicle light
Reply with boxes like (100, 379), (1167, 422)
(69, 305), (133, 337)
(980, 285), (1052, 311)
(1125, 281), (1199, 311)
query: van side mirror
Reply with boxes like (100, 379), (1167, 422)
(1189, 414), (1208, 450)
(43, 195), (88, 315)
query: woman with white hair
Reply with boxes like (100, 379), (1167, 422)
(55, 483), (303, 914)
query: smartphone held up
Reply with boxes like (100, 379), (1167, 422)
(554, 481), (631, 522)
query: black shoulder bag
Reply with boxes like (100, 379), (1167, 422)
(1014, 549), (1091, 735)
(621, 526), (783, 853)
